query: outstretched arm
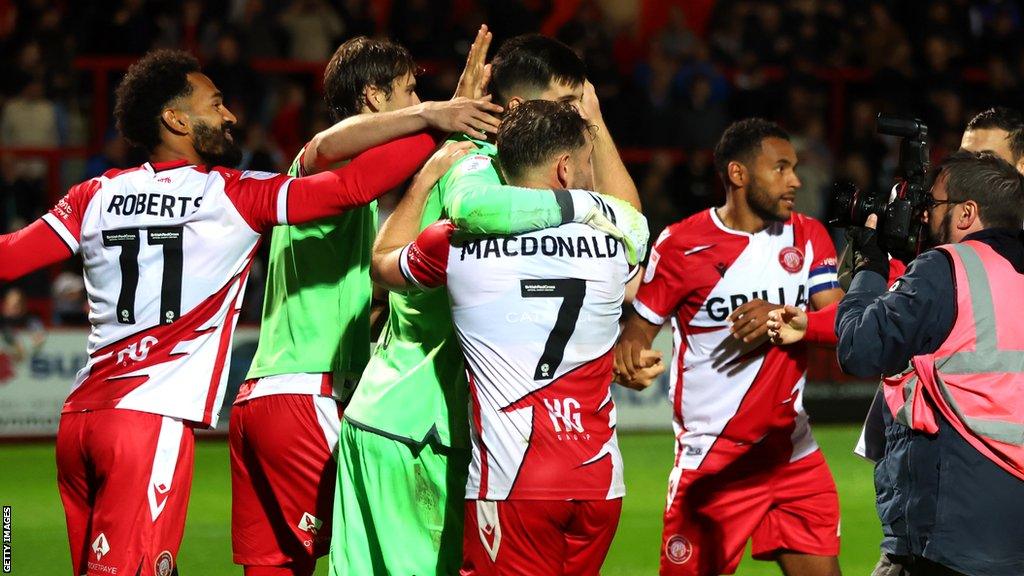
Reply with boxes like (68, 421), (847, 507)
(286, 133), (438, 225)
(303, 98), (501, 174)
(0, 219), (73, 281)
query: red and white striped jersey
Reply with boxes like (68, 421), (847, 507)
(400, 211), (641, 501)
(45, 160), (293, 427)
(633, 208), (839, 472)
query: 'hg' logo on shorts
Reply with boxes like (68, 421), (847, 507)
(665, 534), (693, 565)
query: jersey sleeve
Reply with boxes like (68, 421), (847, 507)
(632, 227), (686, 325)
(443, 154), (596, 235)
(806, 218), (840, 297)
(399, 220), (455, 289)
(225, 133), (438, 232)
(220, 168), (295, 231)
(0, 218), (75, 281)
(41, 178), (102, 254)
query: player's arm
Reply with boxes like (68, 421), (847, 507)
(371, 142), (475, 291)
(578, 80), (641, 210)
(0, 179), (97, 281)
(441, 155), (649, 263)
(766, 219), (845, 345)
(303, 98), (501, 174)
(0, 219), (73, 281)
(284, 133), (438, 226)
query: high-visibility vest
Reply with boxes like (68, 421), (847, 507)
(883, 240), (1024, 481)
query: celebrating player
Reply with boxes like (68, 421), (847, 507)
(230, 30), (507, 576)
(0, 49), (443, 576)
(333, 34), (645, 576)
(616, 119), (845, 576)
(372, 99), (651, 576)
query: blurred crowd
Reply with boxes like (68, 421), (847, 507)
(1, 0), (1022, 322)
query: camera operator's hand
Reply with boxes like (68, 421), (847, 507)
(848, 214), (889, 279)
(728, 299), (783, 344)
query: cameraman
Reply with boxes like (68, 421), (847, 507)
(836, 151), (1024, 576)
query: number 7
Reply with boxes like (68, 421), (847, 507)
(520, 279), (586, 380)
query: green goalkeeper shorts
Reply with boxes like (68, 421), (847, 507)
(329, 418), (469, 576)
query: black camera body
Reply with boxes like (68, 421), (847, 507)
(831, 113), (931, 261)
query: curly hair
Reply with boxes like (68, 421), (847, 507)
(323, 37), (416, 122)
(114, 49), (201, 153)
(713, 118), (790, 181)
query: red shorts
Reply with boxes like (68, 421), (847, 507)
(57, 409), (195, 576)
(661, 449), (840, 576)
(230, 392), (342, 572)
(461, 499), (622, 576)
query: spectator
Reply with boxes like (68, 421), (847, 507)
(678, 74), (728, 151)
(279, 0), (345, 62)
(0, 287), (46, 365)
(0, 79), (59, 182)
(51, 266), (89, 326)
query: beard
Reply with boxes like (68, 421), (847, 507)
(928, 208), (954, 246)
(193, 120), (242, 167)
(747, 177), (788, 222)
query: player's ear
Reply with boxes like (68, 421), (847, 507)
(556, 153), (571, 188)
(726, 160), (747, 188)
(363, 85), (385, 112)
(160, 107), (190, 137)
(506, 96), (524, 111)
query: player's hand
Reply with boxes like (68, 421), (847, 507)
(422, 97), (503, 140)
(614, 349), (664, 390)
(454, 24), (493, 100)
(576, 80), (604, 126)
(766, 305), (807, 345)
(415, 141), (477, 189)
(727, 299), (783, 344)
(615, 323), (657, 379)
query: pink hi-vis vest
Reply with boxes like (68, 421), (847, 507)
(883, 240), (1024, 481)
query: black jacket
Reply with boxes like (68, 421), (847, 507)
(836, 228), (1024, 576)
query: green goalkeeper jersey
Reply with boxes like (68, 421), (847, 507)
(246, 151), (377, 387)
(345, 137), (577, 447)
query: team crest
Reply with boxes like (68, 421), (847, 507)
(778, 246), (804, 273)
(155, 551), (174, 576)
(665, 534), (693, 564)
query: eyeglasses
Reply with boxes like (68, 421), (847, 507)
(927, 197), (962, 210)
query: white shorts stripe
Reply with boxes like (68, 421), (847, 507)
(312, 395), (342, 456)
(148, 416), (184, 521)
(42, 212), (79, 253)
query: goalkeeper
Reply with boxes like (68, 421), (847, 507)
(332, 33), (645, 576)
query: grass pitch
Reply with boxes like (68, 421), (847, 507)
(0, 425), (879, 575)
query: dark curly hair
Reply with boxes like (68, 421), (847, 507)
(323, 37), (416, 122)
(496, 100), (589, 181)
(114, 49), (201, 153)
(713, 118), (790, 182)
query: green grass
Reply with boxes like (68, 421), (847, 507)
(0, 425), (879, 575)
